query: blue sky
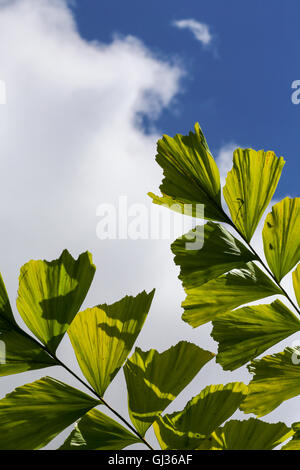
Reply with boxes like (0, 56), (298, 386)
(74, 0), (299, 198)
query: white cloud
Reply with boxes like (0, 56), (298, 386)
(216, 142), (238, 186)
(0, 0), (183, 294)
(0, 0), (235, 451)
(0, 0), (188, 448)
(173, 18), (212, 46)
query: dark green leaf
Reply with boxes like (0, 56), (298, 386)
(0, 376), (100, 449)
(171, 222), (256, 288)
(0, 273), (57, 376)
(182, 262), (281, 327)
(241, 347), (300, 417)
(212, 300), (300, 370)
(124, 342), (214, 436)
(211, 418), (291, 450)
(60, 409), (141, 450)
(154, 382), (248, 450)
(281, 422), (300, 450)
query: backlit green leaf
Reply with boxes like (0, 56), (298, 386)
(0, 272), (15, 324)
(263, 198), (300, 281)
(0, 376), (100, 450)
(224, 148), (285, 242)
(281, 422), (300, 450)
(60, 409), (141, 450)
(212, 300), (300, 370)
(171, 222), (256, 288)
(293, 264), (300, 308)
(124, 342), (214, 436)
(17, 249), (96, 353)
(182, 262), (281, 327)
(153, 382), (248, 450)
(68, 290), (155, 397)
(148, 123), (227, 222)
(0, 273), (57, 376)
(241, 347), (300, 417)
(154, 415), (206, 450)
(0, 329), (57, 377)
(211, 418), (292, 450)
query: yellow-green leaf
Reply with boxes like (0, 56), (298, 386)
(124, 342), (214, 437)
(154, 415), (206, 450)
(171, 222), (256, 288)
(0, 272), (15, 324)
(224, 148), (285, 241)
(0, 329), (57, 377)
(293, 264), (300, 308)
(241, 347), (300, 417)
(153, 382), (248, 450)
(68, 290), (155, 397)
(0, 376), (100, 450)
(212, 300), (300, 370)
(148, 123), (227, 222)
(17, 249), (96, 353)
(0, 273), (57, 376)
(263, 198), (300, 281)
(182, 262), (281, 327)
(211, 418), (292, 450)
(282, 422), (300, 450)
(60, 409), (141, 450)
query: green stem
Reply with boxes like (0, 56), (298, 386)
(52, 354), (154, 450)
(12, 325), (154, 450)
(226, 216), (300, 316)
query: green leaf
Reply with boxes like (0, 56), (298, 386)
(282, 422), (300, 450)
(223, 148), (285, 242)
(171, 222), (256, 288)
(68, 290), (155, 397)
(182, 262), (281, 327)
(148, 123), (227, 222)
(0, 329), (57, 377)
(0, 376), (100, 450)
(263, 198), (300, 281)
(124, 342), (214, 436)
(60, 409), (141, 450)
(293, 264), (300, 308)
(0, 272), (15, 324)
(153, 382), (248, 450)
(241, 347), (300, 417)
(0, 273), (57, 376)
(211, 418), (292, 450)
(17, 249), (96, 353)
(212, 300), (300, 370)
(154, 416), (206, 450)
